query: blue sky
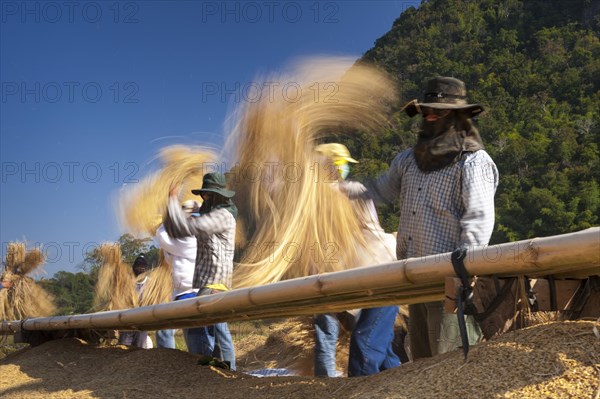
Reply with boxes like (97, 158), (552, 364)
(1, 0), (419, 277)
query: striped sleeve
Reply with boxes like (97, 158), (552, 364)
(188, 208), (235, 235)
(166, 198), (235, 237)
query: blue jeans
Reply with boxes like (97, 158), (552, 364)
(348, 306), (401, 377)
(182, 289), (236, 370)
(156, 329), (176, 349)
(214, 323), (236, 371)
(314, 313), (339, 377)
(184, 323), (236, 370)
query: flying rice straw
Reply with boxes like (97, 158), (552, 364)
(118, 145), (218, 236)
(115, 146), (216, 309)
(138, 249), (174, 307)
(115, 145), (217, 305)
(0, 242), (56, 321)
(228, 57), (397, 288)
(93, 243), (138, 311)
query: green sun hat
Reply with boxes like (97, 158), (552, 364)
(191, 172), (235, 198)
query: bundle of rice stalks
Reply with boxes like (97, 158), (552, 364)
(3, 275), (56, 320)
(5, 243), (25, 273)
(138, 250), (174, 307)
(93, 243), (138, 311)
(22, 250), (45, 276)
(228, 57), (397, 288)
(118, 145), (217, 236)
(0, 242), (56, 321)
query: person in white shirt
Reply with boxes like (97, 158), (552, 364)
(154, 200), (199, 349)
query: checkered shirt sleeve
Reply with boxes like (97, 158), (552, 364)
(460, 150), (499, 246)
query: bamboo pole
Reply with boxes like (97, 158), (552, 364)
(1, 227), (598, 334)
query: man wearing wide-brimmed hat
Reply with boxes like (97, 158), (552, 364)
(165, 172), (238, 370)
(364, 76), (499, 359)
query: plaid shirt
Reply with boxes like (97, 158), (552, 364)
(366, 149), (498, 259)
(167, 198), (236, 289)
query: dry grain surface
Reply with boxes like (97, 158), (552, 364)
(1, 320), (598, 399)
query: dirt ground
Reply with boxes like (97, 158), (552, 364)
(1, 320), (599, 399)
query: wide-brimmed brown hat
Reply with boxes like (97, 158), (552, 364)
(403, 76), (484, 118)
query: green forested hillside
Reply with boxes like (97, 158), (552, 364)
(343, 0), (600, 243)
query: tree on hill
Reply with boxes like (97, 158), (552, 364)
(337, 0), (599, 243)
(38, 271), (95, 315)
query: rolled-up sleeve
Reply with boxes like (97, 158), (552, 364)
(363, 151), (408, 205)
(460, 150), (499, 247)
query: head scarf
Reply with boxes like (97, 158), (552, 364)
(412, 110), (484, 172)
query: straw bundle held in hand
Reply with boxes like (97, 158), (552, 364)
(0, 242), (56, 321)
(93, 243), (138, 311)
(138, 250), (173, 307)
(118, 145), (218, 236)
(229, 57), (397, 288)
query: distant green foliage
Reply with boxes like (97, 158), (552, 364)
(37, 234), (158, 315)
(344, 0), (599, 243)
(39, 271), (95, 315)
(83, 233), (157, 278)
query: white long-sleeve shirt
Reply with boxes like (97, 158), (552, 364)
(155, 224), (198, 298)
(166, 198), (236, 289)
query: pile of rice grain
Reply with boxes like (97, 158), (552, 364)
(0, 320), (598, 399)
(342, 320), (600, 399)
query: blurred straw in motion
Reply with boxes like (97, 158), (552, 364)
(93, 243), (138, 311)
(138, 250), (173, 307)
(228, 57), (398, 288)
(94, 244), (173, 311)
(0, 242), (56, 321)
(118, 145), (218, 236)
